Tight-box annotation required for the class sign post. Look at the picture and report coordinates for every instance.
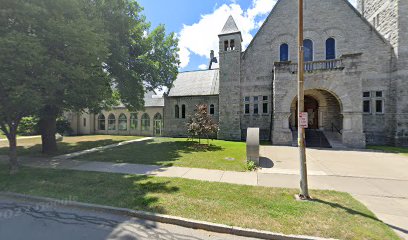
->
[298,0,310,200]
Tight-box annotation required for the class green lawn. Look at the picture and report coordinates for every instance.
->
[0,166,398,240]
[0,135,142,157]
[77,138,247,171]
[368,145,408,157]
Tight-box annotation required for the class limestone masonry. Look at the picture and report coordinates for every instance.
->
[69,0,408,148]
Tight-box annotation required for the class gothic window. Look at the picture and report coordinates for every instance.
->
[175,105,180,118]
[141,113,150,131]
[280,43,289,61]
[83,118,86,127]
[130,113,138,130]
[326,38,336,60]
[182,104,186,118]
[118,113,127,131]
[98,114,105,130]
[210,104,215,115]
[303,39,313,62]
[108,114,116,130]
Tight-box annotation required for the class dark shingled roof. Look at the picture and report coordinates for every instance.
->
[220,15,240,35]
[168,69,219,97]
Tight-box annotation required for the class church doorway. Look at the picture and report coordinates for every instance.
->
[293,96,319,129]
[290,89,342,131]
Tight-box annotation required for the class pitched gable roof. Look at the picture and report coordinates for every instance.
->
[168,69,219,97]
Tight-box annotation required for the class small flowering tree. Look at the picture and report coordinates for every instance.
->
[186,104,218,145]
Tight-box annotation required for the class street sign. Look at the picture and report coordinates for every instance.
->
[299,112,308,129]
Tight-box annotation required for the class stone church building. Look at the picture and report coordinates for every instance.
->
[68,0,408,148]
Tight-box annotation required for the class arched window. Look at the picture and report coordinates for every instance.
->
[108,114,116,130]
[280,43,289,62]
[130,113,138,130]
[141,113,150,131]
[230,39,235,50]
[326,38,336,60]
[303,39,313,62]
[118,113,127,131]
[175,105,180,118]
[98,114,105,130]
[181,105,186,119]
[210,104,215,115]
[154,113,162,120]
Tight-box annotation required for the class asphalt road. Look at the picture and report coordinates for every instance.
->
[0,197,259,240]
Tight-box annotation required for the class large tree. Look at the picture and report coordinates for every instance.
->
[38,0,180,153]
[0,0,45,172]
[34,0,112,153]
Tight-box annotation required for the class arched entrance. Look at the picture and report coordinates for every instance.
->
[289,89,343,148]
[290,89,343,131]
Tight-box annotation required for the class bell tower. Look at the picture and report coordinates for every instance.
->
[218,16,242,140]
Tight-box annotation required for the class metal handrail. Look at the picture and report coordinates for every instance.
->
[331,123,342,135]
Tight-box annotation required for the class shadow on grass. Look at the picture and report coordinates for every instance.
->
[314,198,408,234]
[0,166,179,215]
[0,139,136,157]
[89,139,225,167]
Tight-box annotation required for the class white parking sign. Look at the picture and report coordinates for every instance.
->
[299,112,308,128]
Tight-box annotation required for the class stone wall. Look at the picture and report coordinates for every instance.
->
[239,0,395,147]
[163,95,219,137]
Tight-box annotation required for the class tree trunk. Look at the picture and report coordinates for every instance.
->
[8,127,19,174]
[39,107,58,154]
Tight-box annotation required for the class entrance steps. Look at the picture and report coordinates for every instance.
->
[291,129,332,148]
[323,131,348,149]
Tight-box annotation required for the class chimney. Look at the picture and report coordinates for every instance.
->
[208,50,218,70]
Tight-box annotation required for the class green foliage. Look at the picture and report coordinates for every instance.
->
[99,1,180,111]
[17,117,39,136]
[186,105,219,144]
[246,160,257,171]
[0,0,45,163]
[56,118,73,136]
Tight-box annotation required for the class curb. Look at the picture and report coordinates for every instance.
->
[0,192,335,240]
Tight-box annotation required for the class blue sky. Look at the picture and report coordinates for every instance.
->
[138,0,357,72]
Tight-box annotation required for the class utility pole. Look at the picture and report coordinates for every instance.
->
[298,0,310,199]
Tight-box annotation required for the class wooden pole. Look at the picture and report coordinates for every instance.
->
[298,0,310,199]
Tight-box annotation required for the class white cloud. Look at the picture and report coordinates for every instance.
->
[198,64,208,70]
[178,0,277,68]
[178,0,357,69]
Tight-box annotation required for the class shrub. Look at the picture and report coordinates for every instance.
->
[17,117,39,136]
[56,117,73,136]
